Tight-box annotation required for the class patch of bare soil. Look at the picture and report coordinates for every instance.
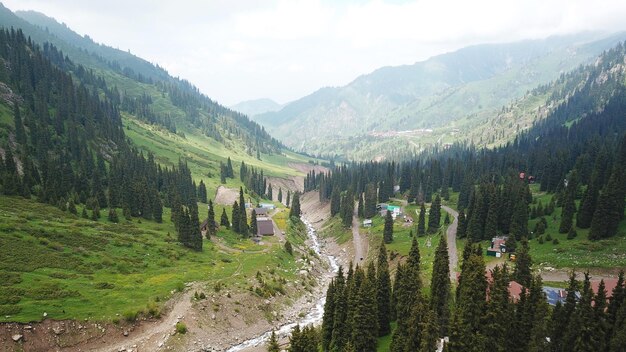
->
[299,191,330,230]
[287,163,328,175]
[538,267,623,282]
[266,177,302,200]
[214,186,239,205]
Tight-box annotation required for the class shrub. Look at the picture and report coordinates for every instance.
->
[175,322,187,334]
[545,233,553,241]
[553,238,560,245]
[537,236,544,244]
[95,282,115,289]
[123,310,138,322]
[567,228,578,240]
[146,301,161,318]
[175,282,185,292]
[284,240,293,255]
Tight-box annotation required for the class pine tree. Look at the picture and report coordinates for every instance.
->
[232,201,240,233]
[358,192,364,218]
[331,187,341,217]
[322,272,339,351]
[483,265,511,352]
[207,200,216,238]
[430,235,451,335]
[513,237,532,287]
[577,178,598,229]
[330,267,349,351]
[220,208,230,228]
[227,157,234,178]
[286,190,291,207]
[509,200,529,240]
[81,207,89,219]
[457,209,467,238]
[417,203,426,236]
[91,204,100,221]
[290,192,301,219]
[351,264,378,352]
[376,242,392,336]
[284,240,293,255]
[390,238,422,351]
[250,209,258,236]
[590,170,624,240]
[238,187,248,236]
[364,183,377,218]
[383,210,394,243]
[108,207,119,223]
[197,180,207,203]
[278,188,283,203]
[454,251,487,351]
[428,195,441,233]
[559,171,578,233]
[267,330,280,352]
[67,199,77,215]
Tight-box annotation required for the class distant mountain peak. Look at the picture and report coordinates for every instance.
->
[230,98,283,117]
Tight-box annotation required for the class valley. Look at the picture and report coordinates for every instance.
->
[0,2,626,352]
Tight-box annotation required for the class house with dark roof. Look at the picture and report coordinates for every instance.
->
[257,217,274,236]
[487,236,508,258]
[254,208,268,217]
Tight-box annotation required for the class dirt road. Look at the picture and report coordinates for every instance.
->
[441,205,459,282]
[352,204,368,264]
[92,283,200,352]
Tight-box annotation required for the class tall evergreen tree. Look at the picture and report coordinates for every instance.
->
[250,209,258,236]
[559,171,578,233]
[417,203,426,236]
[513,237,532,287]
[383,210,394,243]
[207,200,216,238]
[197,180,208,203]
[290,192,301,219]
[428,195,442,233]
[457,209,467,239]
[267,330,280,352]
[220,208,230,228]
[376,242,392,336]
[351,265,379,352]
[232,200,240,233]
[430,235,451,335]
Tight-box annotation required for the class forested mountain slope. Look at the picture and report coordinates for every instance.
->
[0,4,281,155]
[255,32,626,159]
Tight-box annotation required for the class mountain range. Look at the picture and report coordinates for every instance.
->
[253,32,626,159]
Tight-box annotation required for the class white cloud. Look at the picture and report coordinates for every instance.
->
[3,0,626,105]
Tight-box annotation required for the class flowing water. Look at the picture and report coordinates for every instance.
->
[226,220,339,352]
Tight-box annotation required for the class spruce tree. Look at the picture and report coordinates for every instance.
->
[358,192,364,218]
[250,209,258,237]
[428,195,441,233]
[232,201,240,233]
[278,188,283,203]
[430,235,451,335]
[322,279,336,351]
[108,207,119,223]
[383,210,394,243]
[331,187,341,217]
[457,209,467,238]
[376,242,392,336]
[513,237,532,287]
[351,264,378,352]
[417,203,426,236]
[207,200,216,238]
[577,178,598,229]
[330,268,349,351]
[220,208,230,228]
[483,265,511,352]
[290,192,301,219]
[364,183,377,218]
[197,180,207,203]
[286,190,291,207]
[267,330,280,352]
[559,171,578,233]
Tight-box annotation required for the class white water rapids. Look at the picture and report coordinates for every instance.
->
[226,219,339,352]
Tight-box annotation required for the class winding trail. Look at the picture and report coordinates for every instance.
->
[352,204,368,263]
[441,205,459,282]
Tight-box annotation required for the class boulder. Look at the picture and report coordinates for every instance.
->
[12,334,23,342]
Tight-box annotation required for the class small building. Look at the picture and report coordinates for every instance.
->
[376,203,388,210]
[254,208,268,217]
[257,217,274,236]
[363,219,373,227]
[486,236,508,257]
[259,203,275,210]
[543,287,569,306]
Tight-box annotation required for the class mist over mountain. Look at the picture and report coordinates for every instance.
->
[231,98,283,117]
[256,32,626,158]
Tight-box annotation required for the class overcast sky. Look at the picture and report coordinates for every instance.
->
[4,0,626,106]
